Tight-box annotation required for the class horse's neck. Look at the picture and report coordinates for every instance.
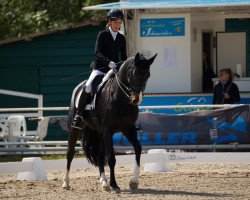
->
[117,61,130,84]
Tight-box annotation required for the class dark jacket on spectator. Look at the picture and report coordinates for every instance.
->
[213,81,240,104]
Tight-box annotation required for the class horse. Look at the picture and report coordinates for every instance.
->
[62,52,157,192]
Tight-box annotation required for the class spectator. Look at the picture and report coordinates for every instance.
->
[202,51,216,92]
[213,68,240,104]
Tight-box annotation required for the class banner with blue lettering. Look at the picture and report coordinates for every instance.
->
[113,105,250,146]
[49,105,250,146]
[140,18,185,37]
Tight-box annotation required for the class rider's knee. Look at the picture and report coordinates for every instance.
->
[85,83,92,93]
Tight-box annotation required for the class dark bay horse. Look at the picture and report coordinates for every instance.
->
[62,52,157,192]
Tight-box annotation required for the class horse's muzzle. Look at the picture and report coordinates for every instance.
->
[131,92,143,106]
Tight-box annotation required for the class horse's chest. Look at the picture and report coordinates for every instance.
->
[116,108,138,125]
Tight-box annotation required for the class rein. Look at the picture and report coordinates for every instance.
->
[113,69,133,100]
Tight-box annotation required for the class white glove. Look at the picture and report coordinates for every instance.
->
[108,61,117,69]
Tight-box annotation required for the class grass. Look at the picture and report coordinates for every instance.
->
[0,153,84,163]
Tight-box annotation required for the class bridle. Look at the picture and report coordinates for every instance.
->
[113,62,150,102]
[113,69,133,100]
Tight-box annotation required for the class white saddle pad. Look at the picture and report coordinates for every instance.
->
[75,89,96,110]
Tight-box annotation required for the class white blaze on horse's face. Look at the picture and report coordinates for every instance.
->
[131,91,143,106]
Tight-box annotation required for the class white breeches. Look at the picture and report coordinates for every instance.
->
[85,69,106,93]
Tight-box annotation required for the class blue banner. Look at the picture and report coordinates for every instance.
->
[113,105,250,146]
[140,18,185,37]
[50,105,250,146]
[141,95,213,114]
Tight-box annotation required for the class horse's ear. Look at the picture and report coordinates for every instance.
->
[135,52,140,62]
[148,53,157,65]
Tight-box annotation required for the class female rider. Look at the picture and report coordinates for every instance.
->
[71,9,127,129]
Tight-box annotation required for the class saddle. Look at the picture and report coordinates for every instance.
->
[76,70,115,110]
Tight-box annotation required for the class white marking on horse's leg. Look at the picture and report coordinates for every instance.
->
[99,172,107,182]
[129,163,140,190]
[62,170,70,189]
[99,172,110,191]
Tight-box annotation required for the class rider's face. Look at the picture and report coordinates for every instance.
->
[108,19,123,32]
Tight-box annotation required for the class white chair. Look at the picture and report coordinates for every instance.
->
[0,120,8,142]
[4,115,44,142]
[25,117,49,141]
[4,115,27,142]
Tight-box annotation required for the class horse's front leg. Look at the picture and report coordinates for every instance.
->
[124,126,142,190]
[62,128,80,189]
[103,131,120,193]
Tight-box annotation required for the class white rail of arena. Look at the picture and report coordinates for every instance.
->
[0,104,244,113]
[1,143,250,153]
[0,89,43,118]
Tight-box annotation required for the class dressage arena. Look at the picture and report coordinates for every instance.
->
[1,162,250,200]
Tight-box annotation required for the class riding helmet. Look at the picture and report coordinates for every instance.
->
[107,9,124,22]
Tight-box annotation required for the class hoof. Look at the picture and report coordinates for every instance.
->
[62,183,70,190]
[129,180,139,190]
[101,181,110,192]
[112,187,121,194]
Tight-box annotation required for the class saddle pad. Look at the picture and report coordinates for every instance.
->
[75,89,95,110]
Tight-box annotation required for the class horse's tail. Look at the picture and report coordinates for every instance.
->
[82,126,107,166]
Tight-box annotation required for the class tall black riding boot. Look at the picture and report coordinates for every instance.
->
[71,90,91,129]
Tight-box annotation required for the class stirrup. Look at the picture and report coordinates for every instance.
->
[71,115,83,129]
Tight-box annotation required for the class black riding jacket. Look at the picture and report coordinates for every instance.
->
[213,81,240,104]
[91,27,127,73]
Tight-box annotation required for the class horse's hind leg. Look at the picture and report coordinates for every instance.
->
[124,126,142,190]
[98,138,110,191]
[62,129,81,189]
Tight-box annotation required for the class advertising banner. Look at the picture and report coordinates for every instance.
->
[113,105,250,146]
[140,18,185,37]
[49,105,250,146]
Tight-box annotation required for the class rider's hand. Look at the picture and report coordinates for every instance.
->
[108,61,117,69]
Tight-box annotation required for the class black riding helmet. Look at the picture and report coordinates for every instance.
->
[107,9,124,22]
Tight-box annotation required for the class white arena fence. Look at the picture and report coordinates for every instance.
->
[0,104,249,154]
[0,142,250,154]
[0,151,250,181]
[0,89,43,118]
[0,104,243,113]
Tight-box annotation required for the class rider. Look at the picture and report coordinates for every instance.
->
[71,9,127,129]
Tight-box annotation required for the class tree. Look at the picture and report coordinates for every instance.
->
[0,0,116,41]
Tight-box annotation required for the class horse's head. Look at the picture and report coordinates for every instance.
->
[127,52,157,105]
